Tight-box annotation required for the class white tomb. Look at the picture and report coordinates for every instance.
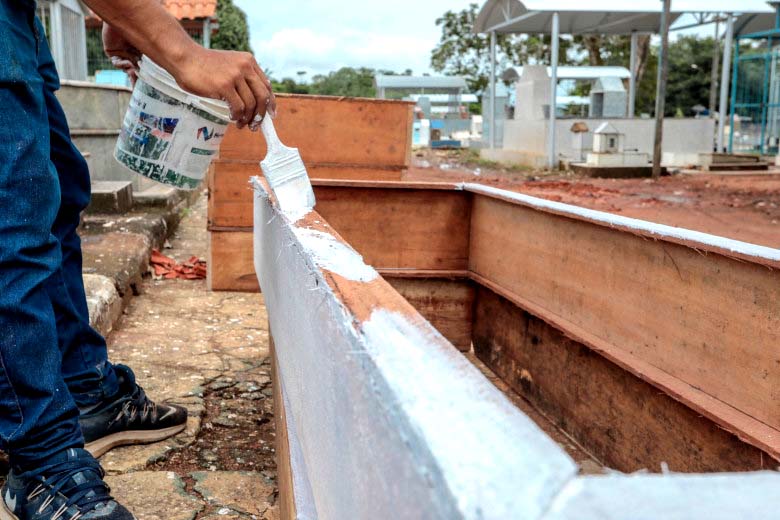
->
[587,122,649,167]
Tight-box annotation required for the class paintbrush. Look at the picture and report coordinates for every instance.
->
[259,116,316,211]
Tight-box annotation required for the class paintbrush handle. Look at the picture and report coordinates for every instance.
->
[261,117,284,155]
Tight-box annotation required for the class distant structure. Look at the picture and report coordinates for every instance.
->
[374,75,468,101]
[589,77,627,118]
[376,75,475,146]
[37,0,90,81]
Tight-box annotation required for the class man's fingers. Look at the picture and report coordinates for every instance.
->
[235,77,257,125]
[246,73,270,122]
[224,88,246,128]
[253,62,276,116]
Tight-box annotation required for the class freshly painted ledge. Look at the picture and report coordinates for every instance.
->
[252,178,780,519]
[462,183,780,267]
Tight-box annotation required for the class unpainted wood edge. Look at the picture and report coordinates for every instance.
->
[469,271,780,463]
[212,159,410,171]
[271,333,298,520]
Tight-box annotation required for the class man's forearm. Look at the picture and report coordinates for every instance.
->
[83,0,199,78]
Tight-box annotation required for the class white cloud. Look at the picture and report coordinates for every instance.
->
[234,0,475,79]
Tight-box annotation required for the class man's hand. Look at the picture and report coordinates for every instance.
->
[83,0,275,129]
[102,24,141,85]
[169,47,276,129]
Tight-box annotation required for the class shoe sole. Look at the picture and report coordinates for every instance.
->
[0,500,17,520]
[85,423,187,458]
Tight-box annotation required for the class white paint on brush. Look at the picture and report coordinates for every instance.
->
[292,227,378,282]
[464,183,780,263]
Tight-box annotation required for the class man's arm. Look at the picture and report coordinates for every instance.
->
[86,0,274,127]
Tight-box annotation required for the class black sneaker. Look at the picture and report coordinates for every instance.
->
[79,365,187,458]
[1,448,134,520]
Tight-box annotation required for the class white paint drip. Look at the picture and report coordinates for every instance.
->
[293,227,378,282]
[464,183,780,263]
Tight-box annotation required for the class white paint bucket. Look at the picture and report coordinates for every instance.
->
[115,57,231,190]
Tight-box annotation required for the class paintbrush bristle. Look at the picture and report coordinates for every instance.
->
[261,148,316,210]
[259,117,316,212]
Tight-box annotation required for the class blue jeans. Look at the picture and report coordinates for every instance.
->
[0,1,119,469]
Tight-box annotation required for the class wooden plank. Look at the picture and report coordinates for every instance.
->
[271,333,297,520]
[207,161,454,229]
[472,285,773,473]
[209,186,470,286]
[468,193,780,433]
[218,94,414,166]
[313,186,470,271]
[207,231,259,292]
[387,278,475,351]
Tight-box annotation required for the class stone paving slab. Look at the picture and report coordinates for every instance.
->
[105,472,203,520]
[192,471,276,517]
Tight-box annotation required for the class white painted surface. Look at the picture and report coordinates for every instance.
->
[543,473,780,519]
[253,178,578,520]
[291,228,378,283]
[464,183,780,263]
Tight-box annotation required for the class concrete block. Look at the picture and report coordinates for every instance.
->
[83,273,122,337]
[87,181,134,214]
[134,185,185,210]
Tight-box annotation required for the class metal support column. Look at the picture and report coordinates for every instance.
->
[652,0,671,179]
[717,14,734,153]
[709,19,720,117]
[489,31,497,149]
[547,12,560,169]
[203,18,212,49]
[629,31,638,118]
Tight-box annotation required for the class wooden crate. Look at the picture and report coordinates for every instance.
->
[218,93,414,171]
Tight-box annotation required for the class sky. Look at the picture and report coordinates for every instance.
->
[232,0,769,81]
[233,0,475,81]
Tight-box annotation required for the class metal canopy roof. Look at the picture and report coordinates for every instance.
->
[475,0,776,35]
[374,75,468,90]
[503,66,631,82]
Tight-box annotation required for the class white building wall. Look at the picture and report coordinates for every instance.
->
[485,118,715,168]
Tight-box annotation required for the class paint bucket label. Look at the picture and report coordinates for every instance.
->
[115,62,230,190]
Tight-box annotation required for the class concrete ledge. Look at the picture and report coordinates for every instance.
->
[570,163,657,178]
[87,181,134,214]
[80,194,200,338]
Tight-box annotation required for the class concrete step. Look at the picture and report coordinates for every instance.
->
[80,192,201,341]
[87,180,134,214]
[134,185,186,210]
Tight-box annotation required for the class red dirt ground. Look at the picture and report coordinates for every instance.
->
[405,151,780,249]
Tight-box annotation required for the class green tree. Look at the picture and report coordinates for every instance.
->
[272,77,311,94]
[431,3,575,94]
[665,36,716,116]
[308,67,377,98]
[211,0,252,53]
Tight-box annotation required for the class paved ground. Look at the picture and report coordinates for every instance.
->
[99,196,277,520]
